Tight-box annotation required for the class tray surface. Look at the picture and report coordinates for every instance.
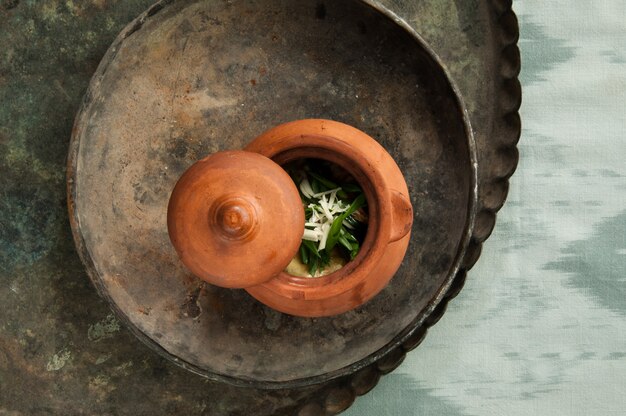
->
[69,0,475,386]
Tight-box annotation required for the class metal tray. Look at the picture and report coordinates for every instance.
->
[0,0,520,414]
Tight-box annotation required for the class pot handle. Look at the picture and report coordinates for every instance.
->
[389,190,413,242]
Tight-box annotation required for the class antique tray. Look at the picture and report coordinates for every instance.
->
[0,0,520,414]
[69,0,478,386]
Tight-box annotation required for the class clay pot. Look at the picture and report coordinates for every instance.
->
[167,119,412,317]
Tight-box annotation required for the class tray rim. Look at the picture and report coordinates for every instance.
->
[66,0,520,402]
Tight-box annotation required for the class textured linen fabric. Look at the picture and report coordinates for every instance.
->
[345,1,626,414]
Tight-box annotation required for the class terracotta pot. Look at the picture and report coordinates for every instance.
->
[167,119,412,317]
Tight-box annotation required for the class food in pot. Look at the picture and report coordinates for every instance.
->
[284,160,368,277]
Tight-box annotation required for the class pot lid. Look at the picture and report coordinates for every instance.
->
[167,150,304,288]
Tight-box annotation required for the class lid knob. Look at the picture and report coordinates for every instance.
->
[210,196,258,240]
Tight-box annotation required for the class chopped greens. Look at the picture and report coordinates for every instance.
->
[286,161,368,277]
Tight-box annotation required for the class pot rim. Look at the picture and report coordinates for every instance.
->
[246,129,395,300]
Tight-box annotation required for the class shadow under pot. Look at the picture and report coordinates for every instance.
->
[167,119,413,317]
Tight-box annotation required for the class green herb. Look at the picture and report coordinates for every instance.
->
[325,193,366,251]
[309,171,338,189]
[291,166,368,277]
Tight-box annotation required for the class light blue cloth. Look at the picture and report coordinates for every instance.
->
[346,1,626,414]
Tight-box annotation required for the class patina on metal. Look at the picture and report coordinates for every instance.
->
[0,0,520,414]
[69,0,477,387]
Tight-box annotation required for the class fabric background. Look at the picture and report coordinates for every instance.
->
[346,1,626,414]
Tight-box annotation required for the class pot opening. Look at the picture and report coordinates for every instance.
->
[279,158,371,279]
